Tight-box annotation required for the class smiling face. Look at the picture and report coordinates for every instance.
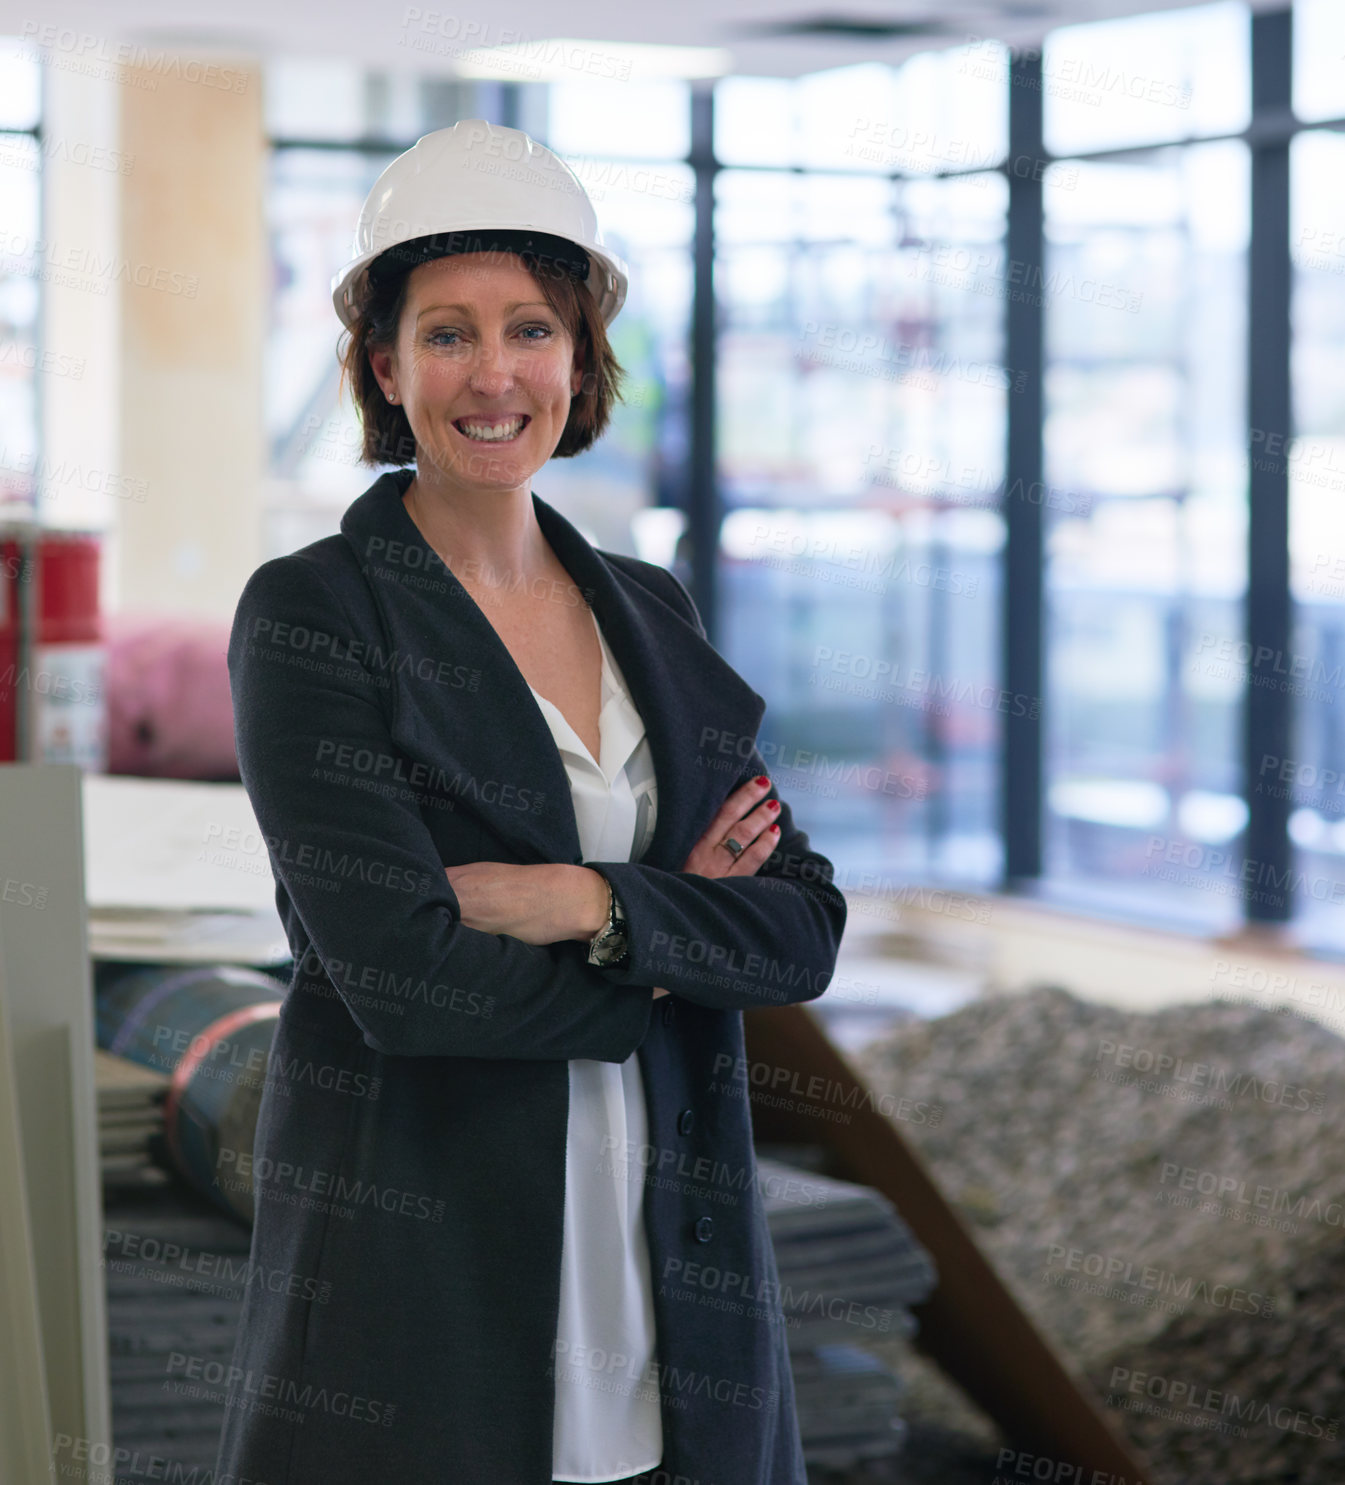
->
[367,251,584,495]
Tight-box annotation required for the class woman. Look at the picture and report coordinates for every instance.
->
[213,119,847,1485]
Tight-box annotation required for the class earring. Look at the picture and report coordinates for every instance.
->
[387,391,398,403]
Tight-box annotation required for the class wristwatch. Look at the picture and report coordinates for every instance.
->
[587,876,630,967]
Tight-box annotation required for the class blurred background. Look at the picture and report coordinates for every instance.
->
[3,0,1344,954]
[3,4,1345,1484]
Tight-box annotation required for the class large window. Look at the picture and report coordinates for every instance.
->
[1033,3,1253,923]
[267,145,394,528]
[1043,143,1249,923]
[0,40,42,514]
[1040,1,1249,156]
[1289,128,1345,949]
[713,53,1008,883]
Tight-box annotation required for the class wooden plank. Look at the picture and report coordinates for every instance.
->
[744,1002,1151,1481]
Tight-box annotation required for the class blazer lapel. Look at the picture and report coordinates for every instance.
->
[339,470,766,873]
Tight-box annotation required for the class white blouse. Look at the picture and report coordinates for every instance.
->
[527,604,662,1483]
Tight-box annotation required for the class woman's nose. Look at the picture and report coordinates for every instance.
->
[467,336,515,390]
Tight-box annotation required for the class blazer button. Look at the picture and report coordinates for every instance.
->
[662,999,676,1026]
[694,1216,714,1243]
[677,1108,694,1136]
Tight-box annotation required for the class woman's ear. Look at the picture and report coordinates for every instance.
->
[369,345,398,403]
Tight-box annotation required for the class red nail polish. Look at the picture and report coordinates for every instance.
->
[767,800,781,811]
[770,823,780,833]
[755,775,769,786]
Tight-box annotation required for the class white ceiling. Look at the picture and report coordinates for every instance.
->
[4,0,1288,80]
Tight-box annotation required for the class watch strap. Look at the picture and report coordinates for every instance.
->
[587,876,630,967]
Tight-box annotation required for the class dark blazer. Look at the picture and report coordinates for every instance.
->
[212,467,847,1485]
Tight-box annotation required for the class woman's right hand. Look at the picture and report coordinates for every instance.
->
[650,775,780,1001]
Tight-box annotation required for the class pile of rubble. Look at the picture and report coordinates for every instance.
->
[852,984,1345,1484]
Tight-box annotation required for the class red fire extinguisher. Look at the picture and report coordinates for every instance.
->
[0,521,106,769]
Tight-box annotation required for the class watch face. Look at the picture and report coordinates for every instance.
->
[589,930,628,966]
[600,930,627,954]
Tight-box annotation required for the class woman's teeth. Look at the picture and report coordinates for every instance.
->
[455,416,527,442]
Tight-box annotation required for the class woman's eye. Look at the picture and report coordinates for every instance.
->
[426,325,551,345]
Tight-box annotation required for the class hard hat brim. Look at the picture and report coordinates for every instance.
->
[331,232,628,331]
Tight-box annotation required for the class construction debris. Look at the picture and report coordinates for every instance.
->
[853,984,1345,1484]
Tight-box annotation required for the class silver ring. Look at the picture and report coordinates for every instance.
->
[721,836,745,859]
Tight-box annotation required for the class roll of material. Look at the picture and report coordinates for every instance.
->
[94,962,286,1223]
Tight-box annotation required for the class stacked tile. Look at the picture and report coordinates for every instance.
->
[102,1170,256,1476]
[94,1048,170,1177]
[756,1155,937,1471]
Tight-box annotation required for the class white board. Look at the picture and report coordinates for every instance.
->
[80,773,289,964]
[0,932,56,1482]
[81,772,283,911]
[0,762,110,1476]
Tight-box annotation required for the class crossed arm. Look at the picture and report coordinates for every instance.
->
[229,554,846,1063]
[443,772,786,999]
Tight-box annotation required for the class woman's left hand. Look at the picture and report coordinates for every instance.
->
[444,862,607,946]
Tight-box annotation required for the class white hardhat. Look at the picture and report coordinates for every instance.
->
[331,118,629,330]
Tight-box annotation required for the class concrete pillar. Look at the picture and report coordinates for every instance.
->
[116,51,265,616]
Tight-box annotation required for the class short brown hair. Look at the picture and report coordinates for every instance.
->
[336,245,627,467]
